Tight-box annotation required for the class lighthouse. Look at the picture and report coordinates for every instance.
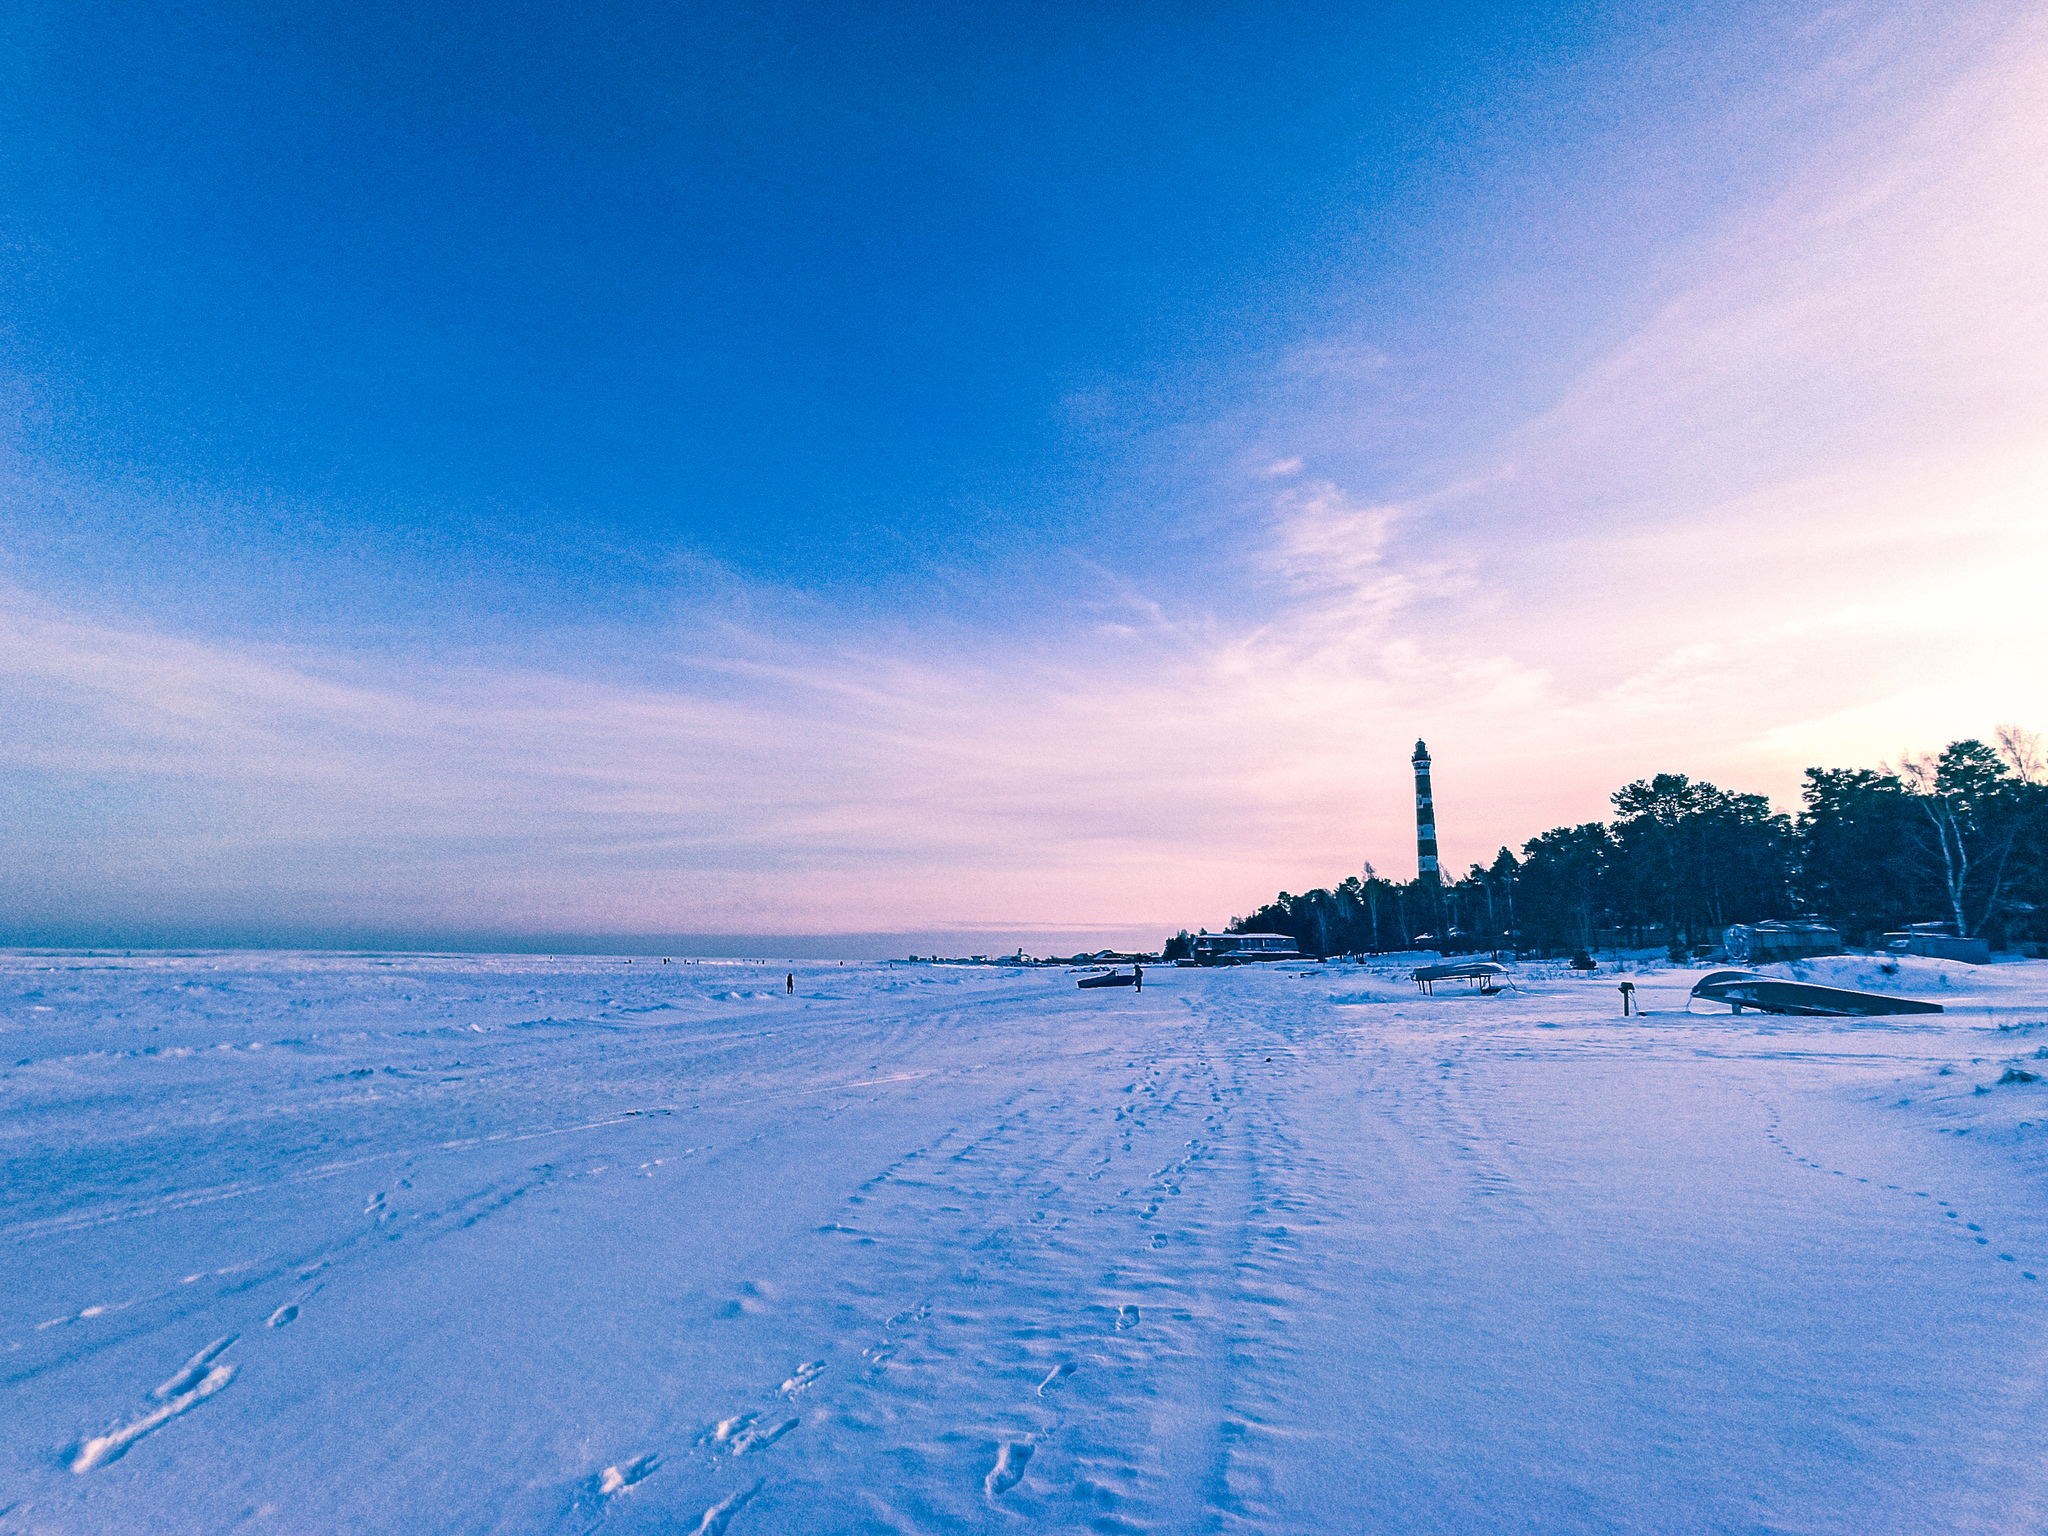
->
[1413,739,1440,884]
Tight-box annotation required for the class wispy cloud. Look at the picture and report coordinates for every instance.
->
[7,5,2044,937]
[1244,4,2048,822]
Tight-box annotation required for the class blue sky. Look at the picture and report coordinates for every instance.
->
[4,1,2044,945]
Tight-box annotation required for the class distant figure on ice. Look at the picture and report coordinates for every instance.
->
[787,973,794,993]
[1133,963,1143,992]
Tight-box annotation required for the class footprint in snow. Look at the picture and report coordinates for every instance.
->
[73,1336,239,1473]
[693,1480,762,1535]
[596,1452,659,1496]
[985,1441,1034,1498]
[780,1360,825,1395]
[708,1413,752,1445]
[151,1334,238,1401]
[1038,1362,1076,1396]
[1115,1306,1139,1331]
[710,1414,799,1455]
[730,1419,798,1454]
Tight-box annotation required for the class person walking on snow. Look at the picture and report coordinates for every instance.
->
[786,973,794,993]
[1133,963,1143,992]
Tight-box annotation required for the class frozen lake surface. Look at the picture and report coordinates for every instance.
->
[5,950,2048,1533]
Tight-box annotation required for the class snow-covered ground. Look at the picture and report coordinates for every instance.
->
[6,950,2048,1534]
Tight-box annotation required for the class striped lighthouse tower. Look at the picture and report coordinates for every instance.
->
[1413,739,1440,884]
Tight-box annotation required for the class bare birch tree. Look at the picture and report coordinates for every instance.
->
[1996,723,2043,784]
[1892,740,2021,938]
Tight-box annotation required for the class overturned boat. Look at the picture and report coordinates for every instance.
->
[1688,969,1942,1017]
[1077,971,1137,989]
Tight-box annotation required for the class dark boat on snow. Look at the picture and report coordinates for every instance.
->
[1688,969,1942,1017]
[1077,971,1137,989]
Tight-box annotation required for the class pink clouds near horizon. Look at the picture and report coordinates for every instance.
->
[3,3,2043,941]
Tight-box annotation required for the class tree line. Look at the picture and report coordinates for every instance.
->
[1164,729,2048,960]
